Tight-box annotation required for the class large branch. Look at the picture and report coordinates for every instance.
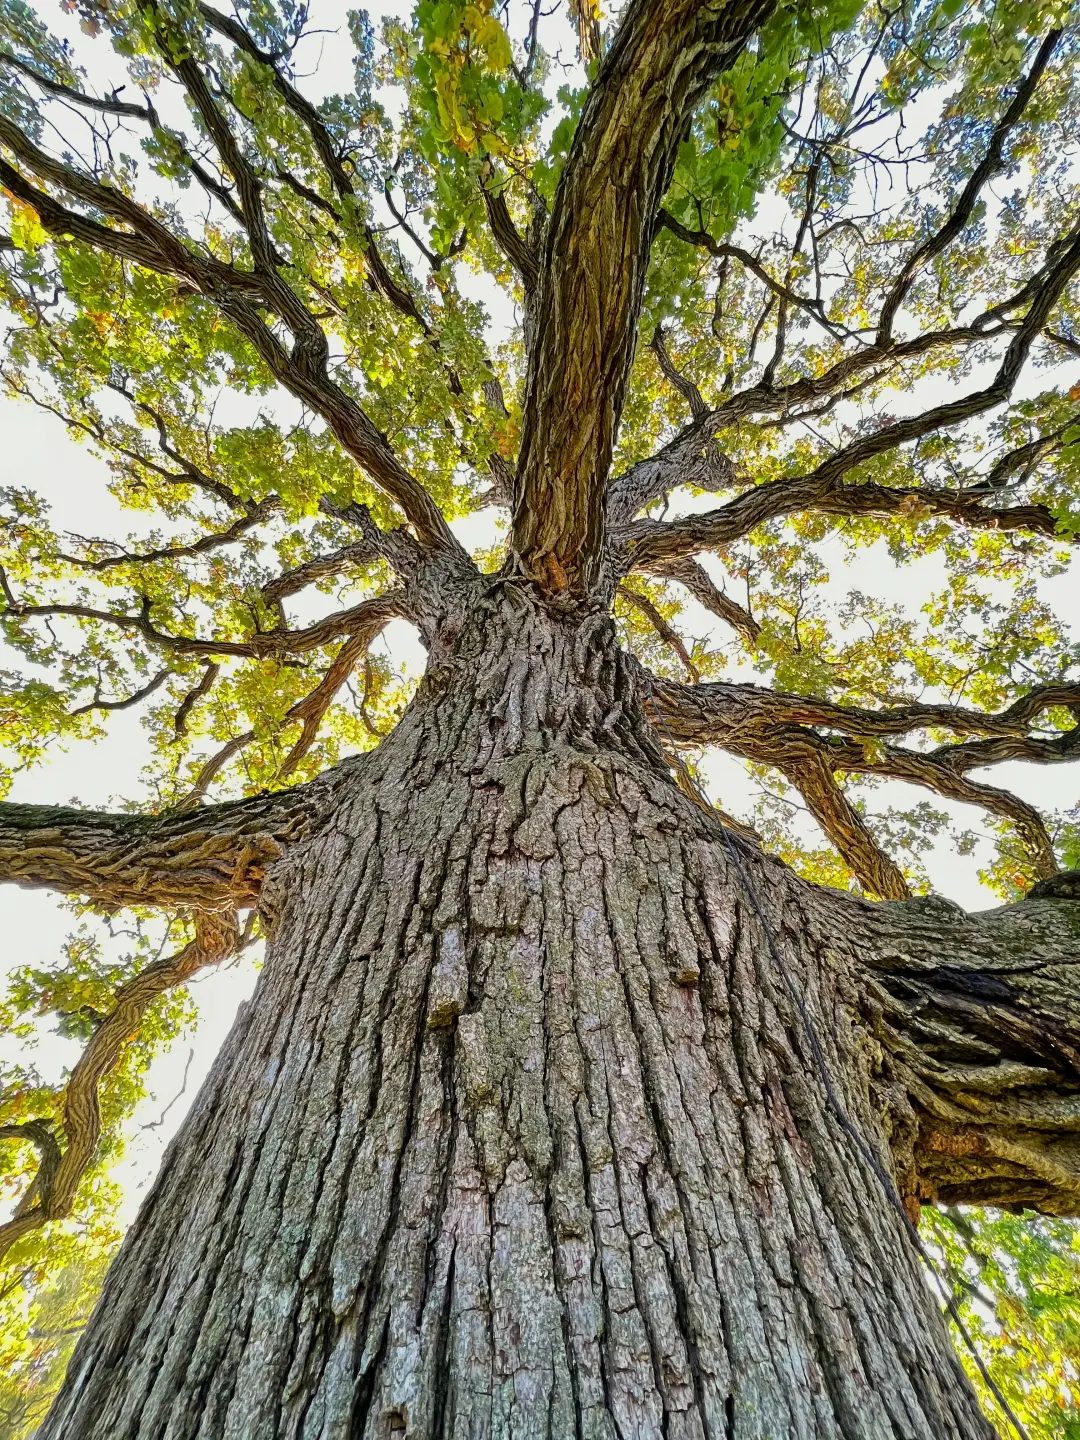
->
[777,751,910,900]
[0,790,314,910]
[0,911,240,1264]
[607,415,738,526]
[511,0,774,597]
[650,676,1079,878]
[6,588,405,662]
[608,204,1080,536]
[858,882,1080,1215]
[0,120,461,559]
[652,676,1080,743]
[618,201,1080,566]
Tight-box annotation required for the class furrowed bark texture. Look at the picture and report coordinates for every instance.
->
[40,590,1013,1440]
[864,891,1080,1216]
[512,0,773,596]
[0,790,314,911]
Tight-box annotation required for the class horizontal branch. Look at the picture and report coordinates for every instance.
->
[649,676,1079,878]
[0,790,313,909]
[57,499,279,572]
[858,885,1080,1214]
[5,590,405,661]
[652,676,1080,743]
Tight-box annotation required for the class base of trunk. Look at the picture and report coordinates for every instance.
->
[43,594,993,1439]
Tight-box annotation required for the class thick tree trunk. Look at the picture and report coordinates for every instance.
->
[42,588,996,1440]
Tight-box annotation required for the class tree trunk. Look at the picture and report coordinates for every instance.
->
[42,588,995,1440]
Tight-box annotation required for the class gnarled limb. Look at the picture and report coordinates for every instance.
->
[0,790,315,910]
[607,415,737,526]
[651,675,1080,744]
[608,204,1080,556]
[0,113,460,558]
[777,751,910,900]
[512,0,774,596]
[621,455,1076,573]
[857,885,1080,1215]
[649,324,707,419]
[639,554,760,645]
[648,675,1078,881]
[0,911,242,1265]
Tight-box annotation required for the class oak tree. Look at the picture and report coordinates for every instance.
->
[2,0,1080,1433]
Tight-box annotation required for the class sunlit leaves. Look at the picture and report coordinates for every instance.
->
[926,1207,1080,1437]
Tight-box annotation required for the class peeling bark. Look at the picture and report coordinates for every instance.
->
[42,592,1056,1440]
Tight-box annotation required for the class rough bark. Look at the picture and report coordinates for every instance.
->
[863,890,1080,1216]
[511,0,774,596]
[41,592,1079,1440]
[0,788,318,911]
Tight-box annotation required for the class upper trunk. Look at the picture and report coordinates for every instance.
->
[43,586,995,1439]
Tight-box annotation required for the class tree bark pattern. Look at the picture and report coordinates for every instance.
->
[0,791,315,911]
[42,594,1002,1440]
[512,0,773,595]
[864,894,1080,1216]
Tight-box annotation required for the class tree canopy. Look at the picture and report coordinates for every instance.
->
[1,0,1079,1429]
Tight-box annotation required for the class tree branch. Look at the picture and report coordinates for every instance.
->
[479,167,539,289]
[617,584,699,681]
[650,324,707,419]
[512,0,774,596]
[857,886,1080,1214]
[607,415,738,525]
[70,666,172,718]
[648,676,1078,877]
[778,751,910,899]
[655,207,853,343]
[5,590,405,662]
[0,911,242,1264]
[876,30,1063,346]
[0,791,311,909]
[0,113,462,558]
[619,229,1080,571]
[639,555,760,646]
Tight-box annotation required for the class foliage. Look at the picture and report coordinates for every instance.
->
[926,1208,1080,1438]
